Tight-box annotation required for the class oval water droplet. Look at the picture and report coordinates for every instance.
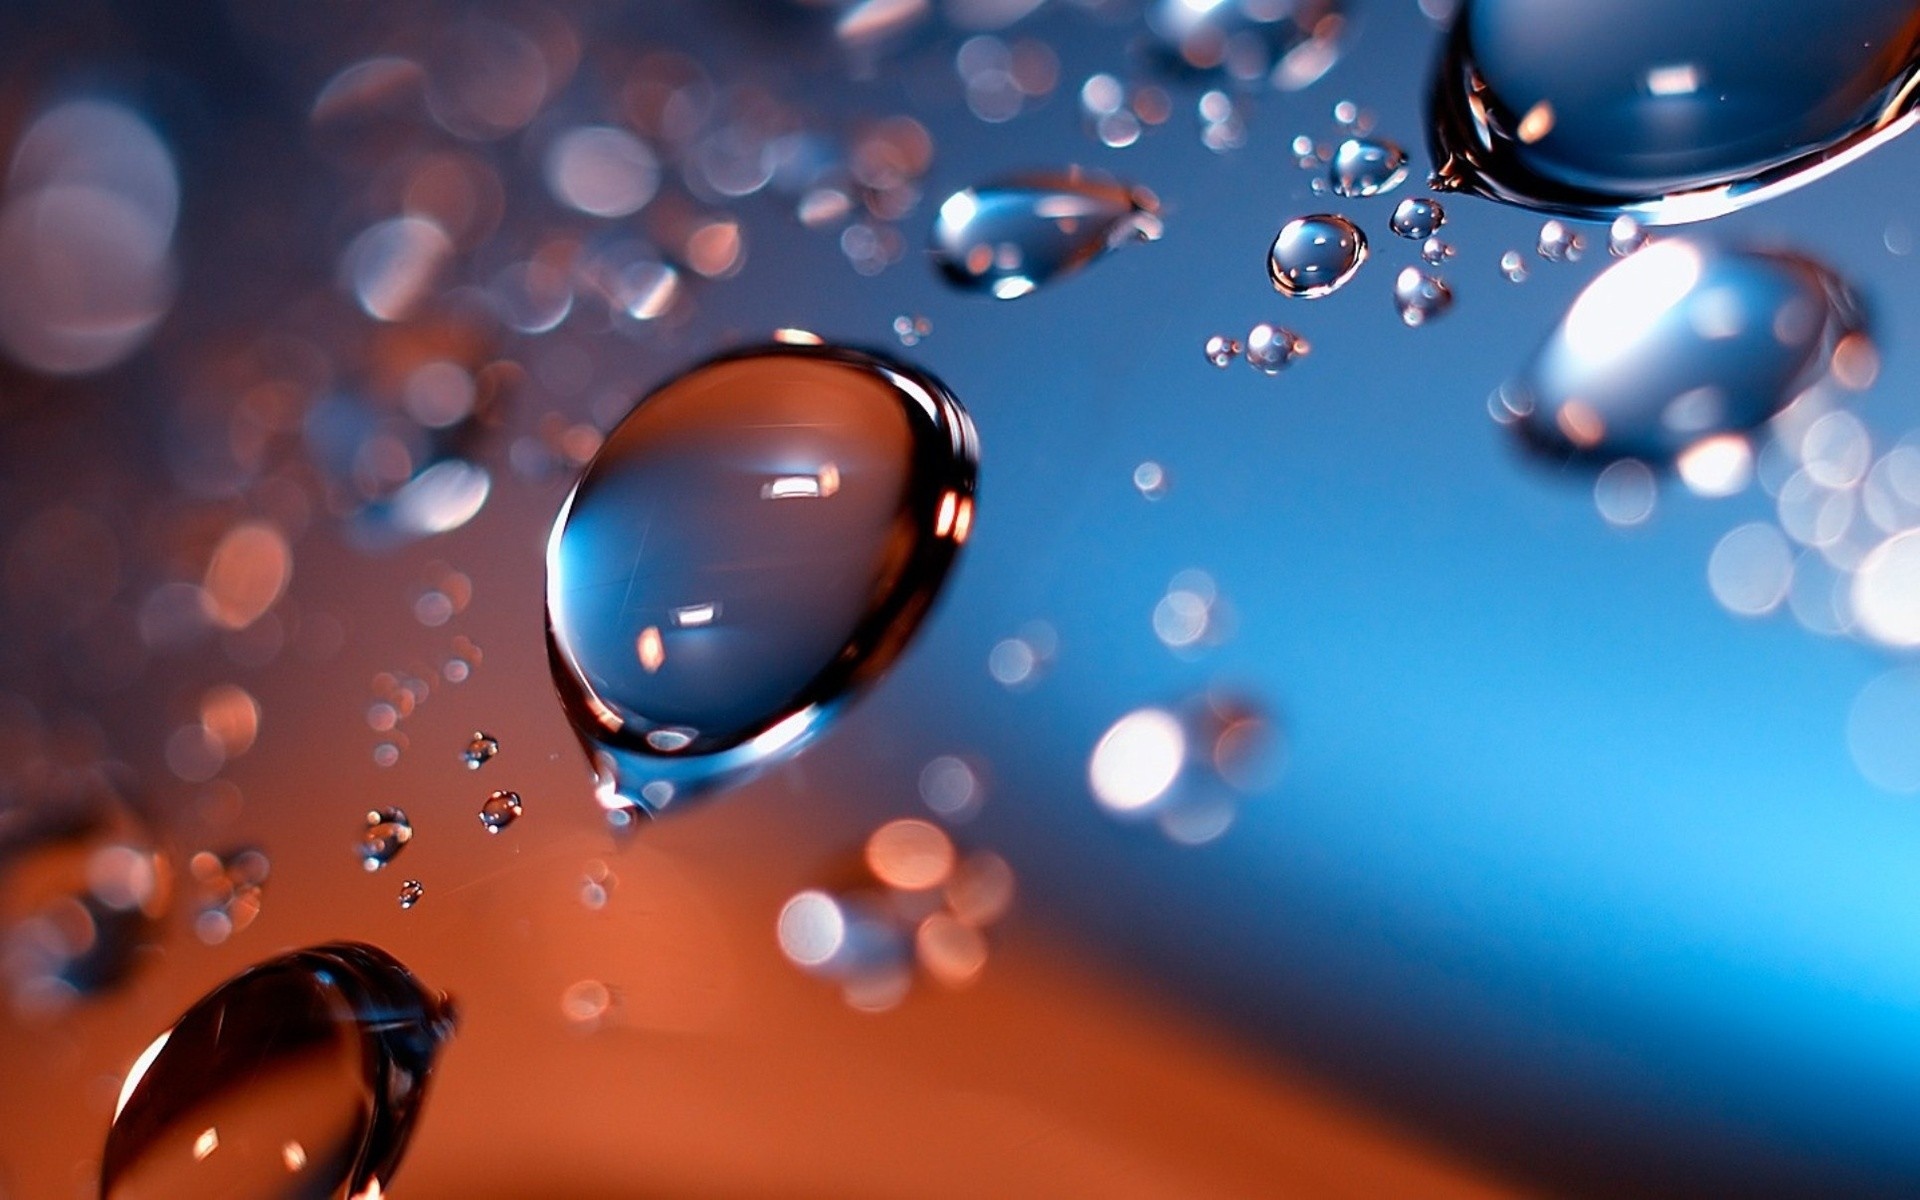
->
[101,943,454,1200]
[461,730,499,769]
[1393,268,1454,326]
[1500,250,1529,282]
[1428,0,1920,222]
[1245,324,1308,374]
[930,172,1162,299]
[1421,236,1454,265]
[1268,214,1367,298]
[1204,334,1241,368]
[478,790,523,833]
[357,807,412,871]
[1390,196,1446,239]
[1329,137,1408,197]
[547,343,978,817]
[1507,239,1868,464]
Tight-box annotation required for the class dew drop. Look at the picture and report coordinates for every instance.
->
[1505,239,1867,465]
[1428,0,1920,222]
[1245,324,1308,374]
[1204,335,1242,368]
[1329,137,1408,198]
[1609,215,1649,258]
[397,879,425,909]
[930,172,1162,299]
[1392,268,1453,327]
[462,730,499,769]
[357,807,412,871]
[101,943,454,1200]
[1536,219,1586,262]
[1500,249,1529,282]
[478,790,523,834]
[547,343,978,817]
[1268,214,1367,298]
[1390,196,1446,240]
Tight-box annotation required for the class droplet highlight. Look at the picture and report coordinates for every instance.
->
[930,172,1162,299]
[1268,214,1367,298]
[1390,196,1446,240]
[478,790,523,833]
[1329,137,1408,198]
[357,807,412,871]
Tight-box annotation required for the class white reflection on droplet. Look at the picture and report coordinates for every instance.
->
[1707,522,1792,616]
[1088,708,1185,814]
[389,461,491,536]
[1675,435,1752,498]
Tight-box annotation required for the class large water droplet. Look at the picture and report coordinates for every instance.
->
[1428,0,1920,222]
[1507,239,1868,464]
[1268,214,1367,298]
[1329,137,1408,197]
[547,343,978,817]
[101,943,454,1200]
[930,172,1162,299]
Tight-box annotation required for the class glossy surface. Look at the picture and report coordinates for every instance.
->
[100,943,455,1200]
[1429,0,1920,222]
[1268,214,1367,297]
[1330,137,1408,198]
[1505,239,1867,463]
[546,343,978,815]
[929,173,1162,299]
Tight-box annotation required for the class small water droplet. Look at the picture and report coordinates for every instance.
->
[1500,250,1529,282]
[1609,215,1648,257]
[1421,236,1454,266]
[462,731,498,769]
[1392,268,1453,326]
[397,879,425,909]
[1329,137,1408,198]
[1390,196,1446,239]
[1204,334,1242,368]
[1506,239,1868,464]
[547,343,978,817]
[101,943,454,1200]
[1245,324,1308,374]
[357,808,412,871]
[1268,214,1367,298]
[930,172,1162,299]
[1536,219,1586,262]
[478,790,523,834]
[1428,0,1920,222]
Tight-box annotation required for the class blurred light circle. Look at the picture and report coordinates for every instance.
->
[544,125,659,218]
[1089,708,1186,814]
[0,186,174,374]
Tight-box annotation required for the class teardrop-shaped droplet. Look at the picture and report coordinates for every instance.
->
[1,775,169,1015]
[1393,268,1454,326]
[1329,137,1408,197]
[1390,196,1446,240]
[1506,239,1869,464]
[478,790,522,833]
[101,942,455,1200]
[547,343,978,817]
[930,173,1162,300]
[1268,214,1367,298]
[1146,0,1345,78]
[1428,0,1920,223]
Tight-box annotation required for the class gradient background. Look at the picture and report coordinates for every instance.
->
[3,1,1920,1196]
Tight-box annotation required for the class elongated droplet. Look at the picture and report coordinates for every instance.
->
[1204,335,1241,368]
[101,943,455,1200]
[1329,137,1407,198]
[930,172,1162,299]
[1429,0,1920,222]
[1268,214,1366,297]
[547,343,978,818]
[1506,239,1868,464]
[1088,692,1283,845]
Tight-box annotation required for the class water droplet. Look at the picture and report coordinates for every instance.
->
[892,314,932,346]
[397,879,425,909]
[1389,196,1446,239]
[1329,137,1408,198]
[1421,236,1455,266]
[478,790,523,834]
[1505,239,1867,465]
[101,943,454,1200]
[1392,267,1453,326]
[1500,250,1529,282]
[1428,0,1920,222]
[357,808,412,871]
[1245,324,1308,374]
[1204,334,1242,368]
[547,343,978,817]
[1088,693,1283,844]
[930,173,1162,299]
[462,731,499,769]
[1268,214,1367,298]
[0,778,169,1015]
[1609,215,1648,257]
[1536,219,1586,262]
